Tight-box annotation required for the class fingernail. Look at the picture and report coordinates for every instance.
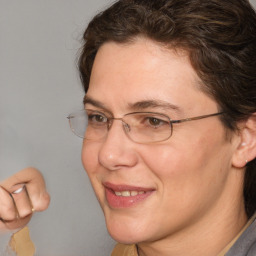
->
[13,185,25,194]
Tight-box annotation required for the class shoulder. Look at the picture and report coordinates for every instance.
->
[111,243,138,256]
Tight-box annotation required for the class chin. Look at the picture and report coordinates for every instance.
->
[105,215,150,244]
[108,229,141,245]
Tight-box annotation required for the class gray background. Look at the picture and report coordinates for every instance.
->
[0,0,255,255]
[0,1,114,255]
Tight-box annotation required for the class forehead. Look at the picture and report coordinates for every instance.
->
[87,38,217,114]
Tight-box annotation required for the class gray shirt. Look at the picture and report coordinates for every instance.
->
[226,214,256,256]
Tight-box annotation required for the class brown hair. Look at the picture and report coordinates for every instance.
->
[79,0,256,217]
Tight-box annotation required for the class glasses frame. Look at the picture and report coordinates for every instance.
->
[67,109,224,143]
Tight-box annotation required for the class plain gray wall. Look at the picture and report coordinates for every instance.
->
[1,0,256,255]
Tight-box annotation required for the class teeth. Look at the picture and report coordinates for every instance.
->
[121,191,130,197]
[114,191,145,197]
[131,191,138,196]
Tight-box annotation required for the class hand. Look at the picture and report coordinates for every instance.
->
[0,167,50,233]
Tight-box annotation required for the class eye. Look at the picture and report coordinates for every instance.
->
[148,117,162,127]
[146,116,168,128]
[86,110,108,125]
[92,114,107,123]
[133,113,169,129]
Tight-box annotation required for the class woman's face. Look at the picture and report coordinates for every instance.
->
[82,38,238,244]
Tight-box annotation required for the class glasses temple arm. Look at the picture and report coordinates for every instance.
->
[171,112,224,124]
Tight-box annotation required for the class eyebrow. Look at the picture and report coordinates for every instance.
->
[128,99,181,113]
[84,95,182,113]
[83,95,107,109]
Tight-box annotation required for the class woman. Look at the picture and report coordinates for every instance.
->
[68,0,256,255]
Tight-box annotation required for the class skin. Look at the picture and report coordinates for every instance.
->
[0,167,50,232]
[82,37,249,256]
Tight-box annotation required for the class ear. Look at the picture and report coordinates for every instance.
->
[232,114,256,168]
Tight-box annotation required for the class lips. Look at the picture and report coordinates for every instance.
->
[103,182,155,208]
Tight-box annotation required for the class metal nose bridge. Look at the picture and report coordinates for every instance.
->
[107,117,131,132]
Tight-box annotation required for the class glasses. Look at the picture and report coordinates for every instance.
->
[67,109,224,144]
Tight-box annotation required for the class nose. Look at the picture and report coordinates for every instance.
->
[98,120,138,171]
[108,117,130,132]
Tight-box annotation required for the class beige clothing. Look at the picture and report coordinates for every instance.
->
[111,243,138,256]
[8,226,35,256]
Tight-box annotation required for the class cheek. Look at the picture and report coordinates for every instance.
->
[82,141,106,204]
[81,141,99,178]
[139,144,195,208]
[141,133,229,198]
[141,142,201,181]
[139,142,226,230]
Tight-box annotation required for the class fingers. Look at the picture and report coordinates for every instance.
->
[26,185,50,212]
[0,184,34,220]
[1,167,50,212]
[0,184,32,233]
[22,168,50,212]
[0,184,34,231]
[0,186,16,221]
[0,167,50,232]
[11,185,34,218]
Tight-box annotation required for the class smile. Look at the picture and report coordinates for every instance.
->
[103,182,155,208]
[114,191,146,197]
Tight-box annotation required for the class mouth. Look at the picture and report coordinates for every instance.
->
[103,182,155,208]
[114,190,146,197]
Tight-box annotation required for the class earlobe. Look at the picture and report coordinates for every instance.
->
[232,114,256,168]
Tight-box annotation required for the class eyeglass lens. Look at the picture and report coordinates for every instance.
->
[68,110,173,143]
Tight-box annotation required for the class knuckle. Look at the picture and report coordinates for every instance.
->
[1,207,17,221]
[32,192,51,212]
[18,208,32,218]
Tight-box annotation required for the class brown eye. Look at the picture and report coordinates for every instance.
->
[144,116,169,129]
[94,115,107,122]
[86,111,108,125]
[148,117,162,127]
